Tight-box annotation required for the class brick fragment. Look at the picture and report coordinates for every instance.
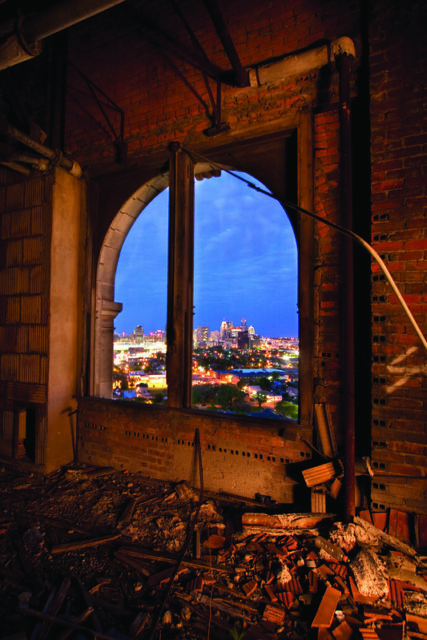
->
[262,603,286,625]
[276,590,293,608]
[308,570,318,593]
[242,579,257,596]
[359,629,380,639]
[264,584,277,602]
[387,509,411,545]
[332,620,354,639]
[311,586,341,628]
[187,575,204,593]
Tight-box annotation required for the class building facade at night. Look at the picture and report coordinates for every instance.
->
[0,0,425,518]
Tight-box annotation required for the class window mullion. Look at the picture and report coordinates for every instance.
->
[166,143,195,408]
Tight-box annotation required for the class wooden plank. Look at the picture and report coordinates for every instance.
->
[242,512,334,529]
[314,403,337,458]
[36,577,70,640]
[406,614,427,635]
[311,586,341,628]
[116,546,234,574]
[167,144,194,408]
[198,594,253,622]
[51,534,120,554]
[23,609,119,640]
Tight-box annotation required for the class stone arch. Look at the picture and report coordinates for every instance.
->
[93,161,218,398]
[93,171,169,397]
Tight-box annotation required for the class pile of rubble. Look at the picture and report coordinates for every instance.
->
[0,463,426,640]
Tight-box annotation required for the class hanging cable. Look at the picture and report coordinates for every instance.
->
[183,146,427,354]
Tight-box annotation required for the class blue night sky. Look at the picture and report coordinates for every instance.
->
[115,171,298,338]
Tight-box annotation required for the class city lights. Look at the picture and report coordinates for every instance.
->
[113,318,298,419]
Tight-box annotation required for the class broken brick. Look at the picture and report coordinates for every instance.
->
[311,586,341,628]
[264,584,278,602]
[359,629,380,639]
[262,604,286,625]
[242,579,258,596]
[332,620,354,640]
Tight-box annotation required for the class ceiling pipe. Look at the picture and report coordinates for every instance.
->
[0,119,82,177]
[0,0,125,71]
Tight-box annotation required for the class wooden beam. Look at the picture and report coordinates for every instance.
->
[167,143,195,408]
[202,0,250,87]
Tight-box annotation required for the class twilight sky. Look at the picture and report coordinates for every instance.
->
[115,171,298,338]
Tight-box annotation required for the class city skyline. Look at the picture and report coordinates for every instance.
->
[115,171,298,337]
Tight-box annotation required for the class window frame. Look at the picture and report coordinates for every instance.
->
[93,114,314,428]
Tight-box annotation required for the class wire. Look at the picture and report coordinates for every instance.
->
[182,146,427,354]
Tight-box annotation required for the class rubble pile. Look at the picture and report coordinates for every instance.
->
[0,463,426,639]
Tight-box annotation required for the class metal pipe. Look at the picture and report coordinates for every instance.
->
[0,161,31,175]
[0,120,82,177]
[339,52,356,521]
[21,0,126,43]
[0,0,125,71]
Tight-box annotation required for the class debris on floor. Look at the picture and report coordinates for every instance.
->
[0,462,426,639]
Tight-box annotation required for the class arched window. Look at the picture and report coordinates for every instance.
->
[94,123,314,427]
[111,167,298,418]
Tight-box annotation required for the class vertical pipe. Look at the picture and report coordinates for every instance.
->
[339,53,356,520]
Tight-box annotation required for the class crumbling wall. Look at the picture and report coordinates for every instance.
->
[0,170,51,464]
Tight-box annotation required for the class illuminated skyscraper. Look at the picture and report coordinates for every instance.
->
[195,326,209,345]
[134,325,144,343]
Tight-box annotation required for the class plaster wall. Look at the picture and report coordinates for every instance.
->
[45,167,84,471]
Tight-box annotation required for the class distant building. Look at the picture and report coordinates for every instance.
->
[220,319,233,340]
[195,326,209,346]
[134,325,144,343]
[237,326,249,349]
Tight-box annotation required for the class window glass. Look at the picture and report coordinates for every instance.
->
[114,189,169,404]
[193,171,299,420]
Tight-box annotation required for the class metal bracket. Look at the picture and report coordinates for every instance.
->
[68,62,127,164]
[203,79,230,137]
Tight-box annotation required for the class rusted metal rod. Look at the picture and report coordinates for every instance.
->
[339,52,356,521]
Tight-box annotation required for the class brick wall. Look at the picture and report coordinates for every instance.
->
[64,0,360,167]
[78,397,313,505]
[0,170,51,463]
[369,0,427,513]
[313,109,342,438]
